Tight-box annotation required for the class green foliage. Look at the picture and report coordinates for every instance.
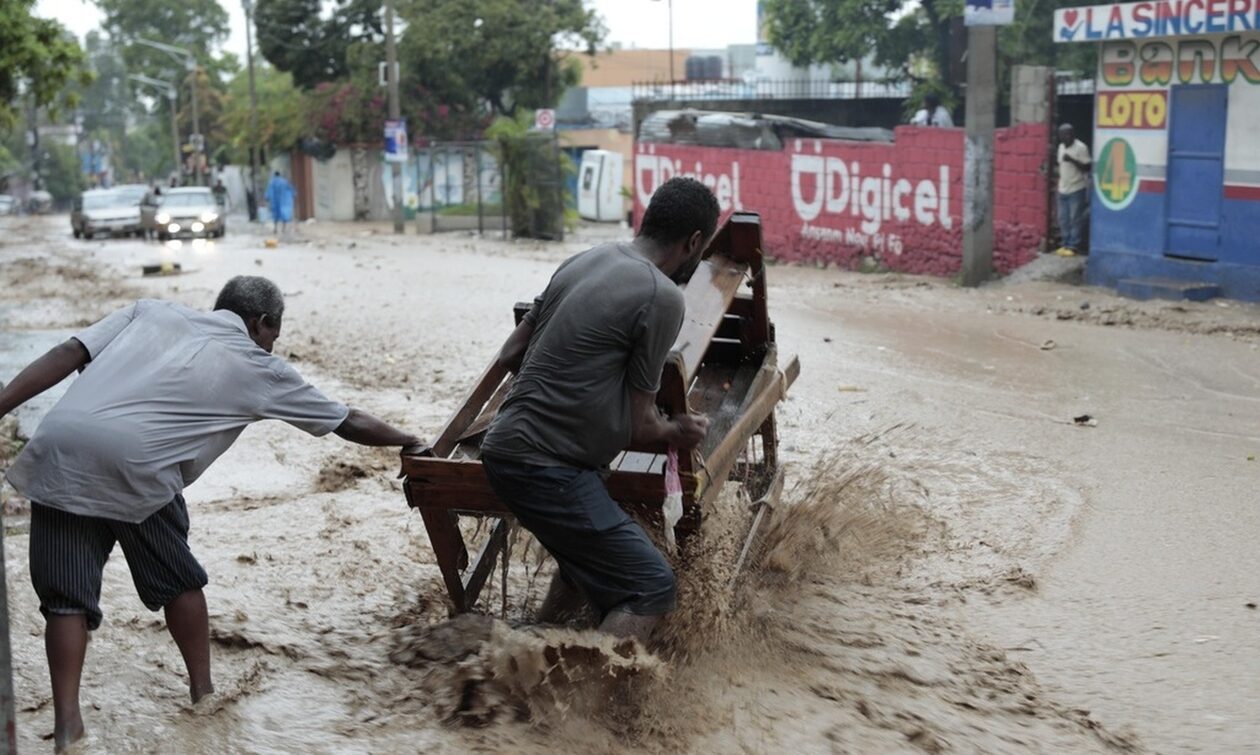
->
[763,0,1094,95]
[121,118,175,180]
[39,143,86,201]
[397,0,605,117]
[221,65,308,164]
[0,0,90,128]
[763,0,961,84]
[255,0,382,90]
[486,112,566,239]
[96,0,231,80]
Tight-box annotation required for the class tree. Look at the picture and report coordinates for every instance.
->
[96,0,232,84]
[0,0,90,128]
[220,64,308,163]
[397,0,605,117]
[762,0,960,85]
[255,0,382,90]
[762,0,1094,91]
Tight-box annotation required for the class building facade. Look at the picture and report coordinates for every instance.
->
[1056,0,1260,300]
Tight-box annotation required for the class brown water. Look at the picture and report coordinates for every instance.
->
[1,214,1257,752]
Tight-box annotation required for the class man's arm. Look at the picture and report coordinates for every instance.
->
[333,408,422,449]
[629,389,709,450]
[0,339,90,418]
[494,319,535,374]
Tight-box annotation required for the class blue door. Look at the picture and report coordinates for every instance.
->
[1166,85,1228,261]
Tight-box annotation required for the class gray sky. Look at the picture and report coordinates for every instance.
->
[35,0,760,62]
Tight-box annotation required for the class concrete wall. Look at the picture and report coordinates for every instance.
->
[1011,66,1054,125]
[312,150,355,221]
[633,124,1051,276]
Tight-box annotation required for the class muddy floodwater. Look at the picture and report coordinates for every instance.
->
[1,215,1257,753]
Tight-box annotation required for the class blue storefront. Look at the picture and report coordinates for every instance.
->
[1055,0,1260,300]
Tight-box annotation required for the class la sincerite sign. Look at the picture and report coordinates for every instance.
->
[1054,0,1260,41]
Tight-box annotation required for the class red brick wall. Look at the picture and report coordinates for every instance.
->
[633,124,1050,276]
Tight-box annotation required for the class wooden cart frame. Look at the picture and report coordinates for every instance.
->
[401,212,800,612]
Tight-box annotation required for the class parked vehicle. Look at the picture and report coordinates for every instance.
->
[0,195,14,215]
[146,187,225,240]
[71,189,145,238]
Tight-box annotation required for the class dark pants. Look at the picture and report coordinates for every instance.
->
[482,457,676,617]
[1058,188,1088,251]
[29,496,208,631]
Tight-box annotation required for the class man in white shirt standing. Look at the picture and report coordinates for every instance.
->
[0,276,422,751]
[911,93,955,128]
[1056,123,1092,257]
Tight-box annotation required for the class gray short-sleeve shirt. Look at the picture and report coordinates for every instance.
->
[482,243,685,469]
[5,300,349,522]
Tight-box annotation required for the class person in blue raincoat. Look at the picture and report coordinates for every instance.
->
[264,171,295,234]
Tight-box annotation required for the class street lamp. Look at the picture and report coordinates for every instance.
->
[651,0,675,94]
[134,38,203,185]
[129,74,180,177]
[242,0,262,221]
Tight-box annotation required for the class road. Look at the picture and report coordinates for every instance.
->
[0,214,1257,753]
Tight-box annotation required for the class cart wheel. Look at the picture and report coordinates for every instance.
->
[72,229,81,239]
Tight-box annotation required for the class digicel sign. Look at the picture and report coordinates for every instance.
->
[1097,90,1168,129]
[632,125,1050,276]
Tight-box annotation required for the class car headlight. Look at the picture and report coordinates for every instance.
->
[155,212,170,224]
[200,211,218,223]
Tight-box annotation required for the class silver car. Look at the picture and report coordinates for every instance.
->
[148,187,226,240]
[71,189,145,238]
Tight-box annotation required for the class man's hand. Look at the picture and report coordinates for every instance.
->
[669,413,709,450]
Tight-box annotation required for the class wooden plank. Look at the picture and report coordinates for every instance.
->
[699,361,761,459]
[406,459,667,512]
[461,518,510,610]
[700,363,786,508]
[417,507,469,607]
[671,253,748,384]
[456,375,514,444]
[423,359,508,459]
[618,452,657,473]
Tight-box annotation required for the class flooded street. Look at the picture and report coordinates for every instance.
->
[2,214,1258,752]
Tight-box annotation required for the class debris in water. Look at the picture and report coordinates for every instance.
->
[1040,339,1057,351]
[1073,414,1097,427]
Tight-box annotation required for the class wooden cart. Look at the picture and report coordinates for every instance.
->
[400,211,800,613]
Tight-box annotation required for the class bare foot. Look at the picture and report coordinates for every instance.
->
[190,682,215,705]
[52,714,85,753]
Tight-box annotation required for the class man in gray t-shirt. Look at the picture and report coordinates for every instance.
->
[0,276,420,751]
[481,177,718,643]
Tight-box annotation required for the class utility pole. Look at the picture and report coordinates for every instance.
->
[243,0,262,219]
[385,0,404,234]
[961,25,997,287]
[188,61,203,185]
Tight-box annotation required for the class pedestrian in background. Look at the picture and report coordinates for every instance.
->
[265,171,295,235]
[1056,123,1091,257]
[911,93,954,128]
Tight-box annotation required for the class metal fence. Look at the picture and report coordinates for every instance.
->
[416,141,507,235]
[632,79,914,102]
[416,134,565,240]
[632,77,1097,102]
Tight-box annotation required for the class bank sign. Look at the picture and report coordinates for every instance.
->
[632,125,1051,276]
[1055,0,1260,42]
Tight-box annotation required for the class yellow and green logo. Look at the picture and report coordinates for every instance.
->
[1095,138,1138,211]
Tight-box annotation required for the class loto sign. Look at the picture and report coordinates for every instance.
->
[1097,90,1169,127]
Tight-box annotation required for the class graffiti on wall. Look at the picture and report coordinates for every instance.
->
[633,124,1050,276]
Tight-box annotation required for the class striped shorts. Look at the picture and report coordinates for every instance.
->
[29,495,208,631]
